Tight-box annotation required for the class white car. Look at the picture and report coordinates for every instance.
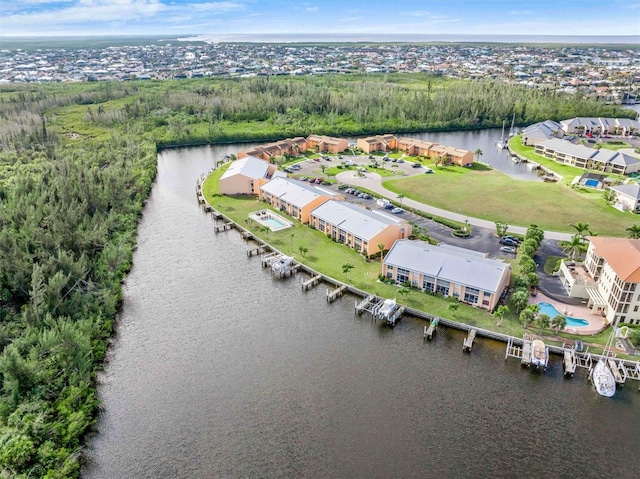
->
[391,207,404,214]
[500,246,516,254]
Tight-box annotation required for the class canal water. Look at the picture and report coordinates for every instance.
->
[84,133,640,479]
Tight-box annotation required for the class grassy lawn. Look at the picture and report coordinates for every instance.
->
[200,166,622,350]
[599,141,632,151]
[382,162,631,236]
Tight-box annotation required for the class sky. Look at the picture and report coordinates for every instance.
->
[0,0,639,38]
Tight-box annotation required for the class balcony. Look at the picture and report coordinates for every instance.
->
[558,260,595,298]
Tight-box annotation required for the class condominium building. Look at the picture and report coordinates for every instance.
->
[558,236,640,325]
[382,240,511,311]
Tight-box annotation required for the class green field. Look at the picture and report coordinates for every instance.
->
[383,162,631,236]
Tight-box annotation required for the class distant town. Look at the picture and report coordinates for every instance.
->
[0,39,638,104]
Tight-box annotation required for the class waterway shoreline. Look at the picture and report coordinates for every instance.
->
[197,177,638,369]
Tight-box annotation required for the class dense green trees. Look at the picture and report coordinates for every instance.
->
[0,72,633,477]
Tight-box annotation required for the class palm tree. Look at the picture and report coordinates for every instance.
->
[511,290,529,314]
[536,313,550,333]
[474,148,483,163]
[570,222,591,241]
[551,314,567,335]
[397,194,405,205]
[448,302,459,318]
[298,246,308,257]
[494,305,510,326]
[398,287,411,301]
[378,243,386,275]
[289,232,295,253]
[627,224,640,239]
[562,235,584,260]
[520,308,535,328]
[342,263,354,281]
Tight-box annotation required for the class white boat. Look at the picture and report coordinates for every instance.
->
[377,298,397,320]
[508,112,516,138]
[592,359,616,398]
[530,339,548,370]
[496,120,508,149]
[271,255,293,274]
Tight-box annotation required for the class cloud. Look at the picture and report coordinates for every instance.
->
[0,0,248,34]
[508,10,533,15]
[305,6,319,12]
[188,1,244,13]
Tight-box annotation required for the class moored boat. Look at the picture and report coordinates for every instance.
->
[530,339,548,371]
[592,359,616,398]
[377,298,397,321]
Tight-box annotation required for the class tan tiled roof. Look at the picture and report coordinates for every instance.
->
[589,236,640,283]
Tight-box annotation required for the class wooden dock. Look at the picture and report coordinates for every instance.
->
[302,274,323,291]
[463,329,477,353]
[241,231,254,241]
[504,337,524,361]
[355,295,375,315]
[607,358,625,387]
[521,339,532,367]
[214,222,234,233]
[247,244,268,257]
[261,252,279,267]
[424,318,438,340]
[385,306,405,327]
[327,285,347,303]
[563,350,576,377]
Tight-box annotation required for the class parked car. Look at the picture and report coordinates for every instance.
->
[412,163,422,168]
[337,184,349,190]
[500,238,518,247]
[315,178,323,184]
[344,160,354,166]
[501,235,520,244]
[500,246,516,254]
[396,158,404,163]
[384,203,395,210]
[313,158,321,162]
[383,156,390,162]
[362,194,373,200]
[290,164,301,170]
[424,168,434,174]
[283,167,293,173]
[391,207,404,214]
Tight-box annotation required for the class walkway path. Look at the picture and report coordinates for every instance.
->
[335,171,573,241]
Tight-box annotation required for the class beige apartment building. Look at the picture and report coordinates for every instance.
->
[558,236,640,325]
[309,200,411,257]
[396,138,474,166]
[306,135,348,154]
[357,134,398,153]
[382,241,511,311]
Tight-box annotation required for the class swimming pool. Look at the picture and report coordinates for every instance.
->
[537,302,589,328]
[249,210,293,232]
[264,217,286,229]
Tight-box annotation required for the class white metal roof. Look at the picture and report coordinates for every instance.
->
[220,156,269,181]
[260,177,334,208]
[311,200,406,241]
[384,239,509,293]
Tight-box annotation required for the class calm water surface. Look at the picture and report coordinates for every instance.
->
[85,133,640,479]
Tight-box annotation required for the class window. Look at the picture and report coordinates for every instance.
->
[436,280,450,296]
[318,219,325,231]
[423,277,435,292]
[464,287,479,304]
[397,267,409,284]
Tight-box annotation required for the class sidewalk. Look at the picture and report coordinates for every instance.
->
[335,171,573,241]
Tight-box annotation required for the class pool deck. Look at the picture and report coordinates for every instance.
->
[529,292,608,335]
[248,210,293,232]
